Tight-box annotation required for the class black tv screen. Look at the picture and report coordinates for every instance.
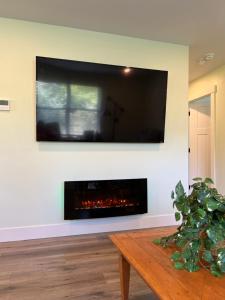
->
[36,56,168,143]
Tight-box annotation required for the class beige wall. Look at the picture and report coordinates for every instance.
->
[189,65,225,194]
[0,18,188,238]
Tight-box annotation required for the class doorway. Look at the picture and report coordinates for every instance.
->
[188,95,215,189]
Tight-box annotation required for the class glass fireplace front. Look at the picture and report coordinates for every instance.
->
[64,178,147,219]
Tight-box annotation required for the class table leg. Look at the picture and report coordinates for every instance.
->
[119,254,130,300]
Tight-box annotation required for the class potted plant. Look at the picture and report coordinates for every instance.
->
[154,178,225,277]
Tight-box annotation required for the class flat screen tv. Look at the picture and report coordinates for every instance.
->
[36,56,168,143]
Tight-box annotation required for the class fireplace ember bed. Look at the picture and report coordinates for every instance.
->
[64,178,147,220]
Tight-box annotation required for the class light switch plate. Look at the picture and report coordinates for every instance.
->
[0,100,10,111]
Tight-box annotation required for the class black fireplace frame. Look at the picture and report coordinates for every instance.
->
[64,178,148,220]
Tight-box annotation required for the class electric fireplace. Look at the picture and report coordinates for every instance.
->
[64,178,147,219]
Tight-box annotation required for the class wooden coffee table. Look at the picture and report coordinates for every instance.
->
[110,227,225,300]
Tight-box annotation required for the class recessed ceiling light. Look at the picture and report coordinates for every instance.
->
[199,53,215,65]
[205,53,215,61]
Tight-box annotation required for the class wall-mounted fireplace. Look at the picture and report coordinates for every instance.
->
[64,178,147,220]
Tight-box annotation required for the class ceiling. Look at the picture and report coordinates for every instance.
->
[0,0,225,81]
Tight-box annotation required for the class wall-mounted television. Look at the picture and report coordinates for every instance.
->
[36,56,168,143]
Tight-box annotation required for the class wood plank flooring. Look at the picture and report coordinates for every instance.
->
[0,232,159,300]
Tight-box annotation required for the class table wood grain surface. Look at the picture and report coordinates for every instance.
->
[110,227,225,300]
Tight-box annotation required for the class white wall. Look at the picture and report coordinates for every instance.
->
[0,18,188,241]
[189,65,225,194]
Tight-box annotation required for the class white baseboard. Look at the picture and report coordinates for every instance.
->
[0,214,177,242]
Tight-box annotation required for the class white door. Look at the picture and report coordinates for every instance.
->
[189,96,211,188]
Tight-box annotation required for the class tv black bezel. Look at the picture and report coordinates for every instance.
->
[36,56,168,143]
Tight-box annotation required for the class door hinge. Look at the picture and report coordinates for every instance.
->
[188,111,190,116]
[188,147,190,153]
[189,185,191,190]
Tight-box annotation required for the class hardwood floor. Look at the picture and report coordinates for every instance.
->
[0,232,158,300]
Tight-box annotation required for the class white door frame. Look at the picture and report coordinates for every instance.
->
[188,85,217,185]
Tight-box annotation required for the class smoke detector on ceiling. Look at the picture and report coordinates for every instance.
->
[199,53,215,65]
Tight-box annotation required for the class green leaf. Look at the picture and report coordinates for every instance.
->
[175,200,190,215]
[217,204,225,212]
[175,212,181,221]
[187,214,196,227]
[202,250,213,263]
[174,261,184,270]
[175,181,185,197]
[171,190,175,199]
[210,263,222,277]
[184,261,200,272]
[182,204,191,215]
[204,237,215,250]
[160,237,169,247]
[189,240,200,254]
[196,208,206,218]
[206,228,217,244]
[182,247,192,260]
[217,260,225,273]
[205,198,219,211]
[153,239,161,245]
[204,177,214,184]
[217,249,225,273]
[193,177,202,182]
[171,251,182,261]
[175,201,183,211]
[206,226,224,244]
[214,194,225,203]
[217,248,225,259]
[176,238,187,248]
